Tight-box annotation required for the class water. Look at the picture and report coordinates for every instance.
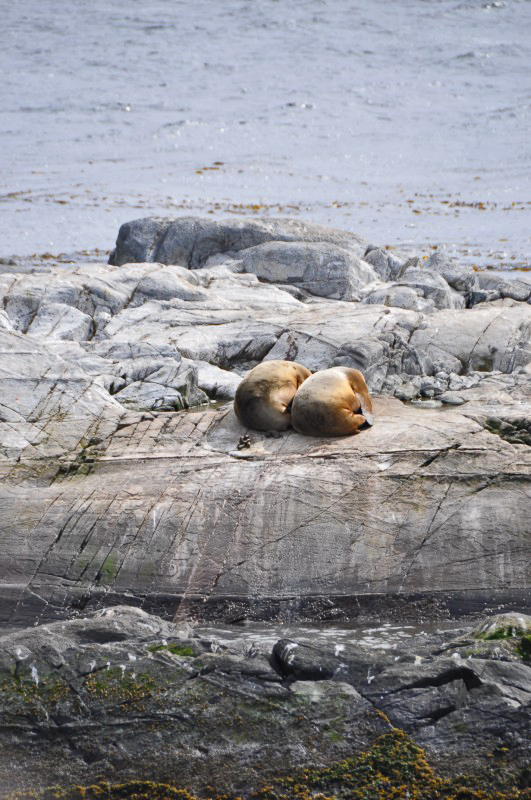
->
[194,619,465,655]
[1,0,530,268]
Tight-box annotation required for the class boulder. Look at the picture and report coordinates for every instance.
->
[477,273,531,302]
[27,301,94,341]
[239,240,377,300]
[425,251,479,294]
[364,247,405,281]
[109,216,369,268]
[396,267,465,310]
[362,284,434,312]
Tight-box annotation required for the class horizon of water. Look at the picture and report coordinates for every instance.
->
[1,0,530,269]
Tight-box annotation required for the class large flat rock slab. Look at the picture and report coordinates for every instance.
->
[1,389,529,628]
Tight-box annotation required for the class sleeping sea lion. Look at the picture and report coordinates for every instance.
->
[291,366,374,436]
[234,359,312,431]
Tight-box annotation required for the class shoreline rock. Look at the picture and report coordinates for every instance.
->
[0,216,529,629]
[0,606,528,796]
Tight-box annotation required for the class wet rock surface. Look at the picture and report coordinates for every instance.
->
[0,607,529,795]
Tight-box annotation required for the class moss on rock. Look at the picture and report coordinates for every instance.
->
[5,730,530,800]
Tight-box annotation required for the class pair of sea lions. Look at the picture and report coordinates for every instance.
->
[233,359,373,437]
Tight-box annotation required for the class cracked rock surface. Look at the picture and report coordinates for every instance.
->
[0,606,529,795]
[0,216,530,627]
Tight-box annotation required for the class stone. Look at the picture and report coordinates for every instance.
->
[468,288,501,306]
[194,360,242,399]
[109,216,369,268]
[362,284,435,312]
[438,391,467,405]
[477,274,531,302]
[1,369,530,628]
[27,301,94,341]
[0,218,530,628]
[0,607,529,795]
[396,267,465,310]
[426,251,479,294]
[240,240,377,300]
[133,265,208,304]
[363,247,405,281]
[0,606,389,795]
[473,612,531,640]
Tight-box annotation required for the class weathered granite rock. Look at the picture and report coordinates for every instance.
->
[0,607,529,795]
[0,219,529,629]
[0,326,529,629]
[109,216,369,268]
[239,240,377,300]
[363,246,406,281]
[395,267,465,310]
[362,284,435,312]
[425,251,479,294]
[477,273,531,302]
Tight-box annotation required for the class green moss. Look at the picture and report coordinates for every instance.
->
[83,668,158,706]
[517,634,531,661]
[147,643,195,657]
[479,626,525,642]
[101,551,118,581]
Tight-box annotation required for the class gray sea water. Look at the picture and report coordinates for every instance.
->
[2,0,530,268]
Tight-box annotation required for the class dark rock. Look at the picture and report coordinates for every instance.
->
[0,608,530,795]
[109,216,368,268]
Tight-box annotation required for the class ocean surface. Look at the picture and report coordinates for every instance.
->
[2,0,530,268]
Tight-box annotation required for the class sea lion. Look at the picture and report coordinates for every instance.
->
[291,366,374,436]
[234,359,312,431]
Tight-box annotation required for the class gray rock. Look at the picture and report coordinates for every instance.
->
[468,288,501,306]
[27,301,94,341]
[1,371,530,629]
[426,252,479,294]
[0,606,389,795]
[133,265,207,304]
[397,267,465,310]
[0,219,530,628]
[473,612,531,640]
[362,284,435,312]
[363,247,405,281]
[240,240,377,300]
[195,360,242,399]
[438,391,467,405]
[477,275,531,302]
[0,607,529,795]
[109,216,369,268]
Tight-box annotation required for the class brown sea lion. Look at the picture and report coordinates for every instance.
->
[234,360,312,431]
[291,366,374,436]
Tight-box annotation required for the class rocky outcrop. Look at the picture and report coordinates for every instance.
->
[0,217,529,627]
[0,326,529,628]
[108,217,369,267]
[0,607,529,795]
